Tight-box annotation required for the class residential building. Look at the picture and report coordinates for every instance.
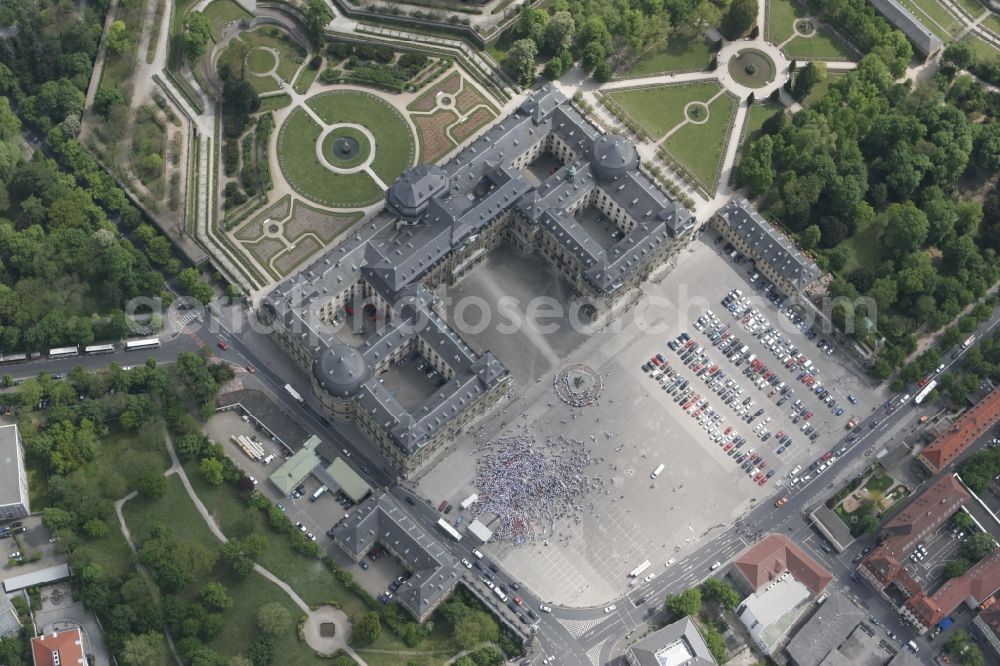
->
[918,385,1000,473]
[711,198,821,298]
[0,424,28,521]
[867,0,943,55]
[329,492,462,621]
[732,534,833,654]
[625,616,717,666]
[30,627,88,666]
[784,590,866,666]
[901,549,1000,633]
[858,473,1000,634]
[261,84,694,478]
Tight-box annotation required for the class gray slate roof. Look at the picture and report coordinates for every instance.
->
[331,492,462,617]
[0,593,21,638]
[868,0,943,54]
[716,197,820,292]
[0,425,22,509]
[627,616,717,666]
[262,84,693,457]
[785,591,866,666]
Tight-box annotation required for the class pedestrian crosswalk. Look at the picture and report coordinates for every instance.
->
[177,310,201,327]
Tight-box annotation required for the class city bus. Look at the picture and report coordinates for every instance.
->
[48,346,79,359]
[84,344,116,355]
[629,560,652,578]
[914,380,938,405]
[436,518,462,542]
[124,338,160,351]
[284,384,305,405]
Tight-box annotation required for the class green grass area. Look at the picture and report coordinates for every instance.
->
[124,475,326,663]
[306,91,415,185]
[259,94,293,112]
[244,27,306,85]
[277,108,383,207]
[954,0,987,17]
[248,47,277,75]
[741,101,783,151]
[181,460,372,616]
[607,81,723,139]
[167,0,199,73]
[100,0,149,92]
[294,61,321,95]
[620,35,716,77]
[200,0,252,41]
[323,127,372,169]
[782,27,858,59]
[663,92,737,191]
[898,0,963,39]
[767,0,807,44]
[145,0,166,64]
[962,34,1000,62]
[865,472,895,494]
[830,211,882,274]
[801,71,843,106]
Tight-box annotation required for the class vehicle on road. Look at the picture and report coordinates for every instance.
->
[539,605,552,613]
[604,605,617,613]
[217,340,231,351]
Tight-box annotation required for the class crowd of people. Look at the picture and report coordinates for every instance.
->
[473,427,605,544]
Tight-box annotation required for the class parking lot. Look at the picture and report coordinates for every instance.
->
[901,524,965,591]
[416,238,882,606]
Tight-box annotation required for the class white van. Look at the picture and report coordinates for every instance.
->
[309,485,327,502]
[790,477,800,486]
[710,561,722,571]
[789,465,802,477]
[651,464,665,479]
[472,549,484,559]
[262,454,276,465]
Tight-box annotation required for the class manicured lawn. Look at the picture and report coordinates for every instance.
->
[307,91,416,185]
[278,108,383,207]
[621,36,716,77]
[954,0,987,17]
[606,81,723,139]
[242,27,307,84]
[899,0,963,39]
[741,101,783,151]
[200,0,252,41]
[801,71,843,106]
[866,472,895,494]
[782,27,858,59]
[962,34,1000,62]
[248,47,277,75]
[259,94,293,112]
[663,92,737,191]
[985,12,1000,37]
[767,0,806,44]
[294,60,321,94]
[124,475,326,663]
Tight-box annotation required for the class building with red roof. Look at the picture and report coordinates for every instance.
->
[918,385,1000,473]
[733,534,833,597]
[31,628,88,666]
[901,549,1000,633]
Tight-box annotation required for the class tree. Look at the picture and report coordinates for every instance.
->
[665,588,702,618]
[859,513,879,534]
[199,457,224,486]
[800,224,821,249]
[257,602,291,636]
[518,6,549,41]
[304,0,333,46]
[106,20,131,56]
[593,60,613,82]
[736,134,774,196]
[943,558,971,579]
[543,58,564,80]
[974,122,1000,172]
[684,0,721,37]
[581,42,605,74]
[954,512,975,531]
[507,39,538,85]
[121,632,166,666]
[961,532,997,561]
[722,0,757,39]
[943,40,977,71]
[201,582,233,611]
[701,578,740,611]
[947,630,972,656]
[351,611,381,647]
[793,61,826,100]
[542,11,575,55]
[183,12,212,60]
[881,203,930,257]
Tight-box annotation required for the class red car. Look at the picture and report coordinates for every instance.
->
[651,357,662,366]
[918,376,929,387]
[803,411,813,420]
[438,500,448,512]
[217,340,231,351]
[723,442,734,452]
[821,451,833,461]
[724,426,732,435]
[513,595,523,606]
[757,477,768,485]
